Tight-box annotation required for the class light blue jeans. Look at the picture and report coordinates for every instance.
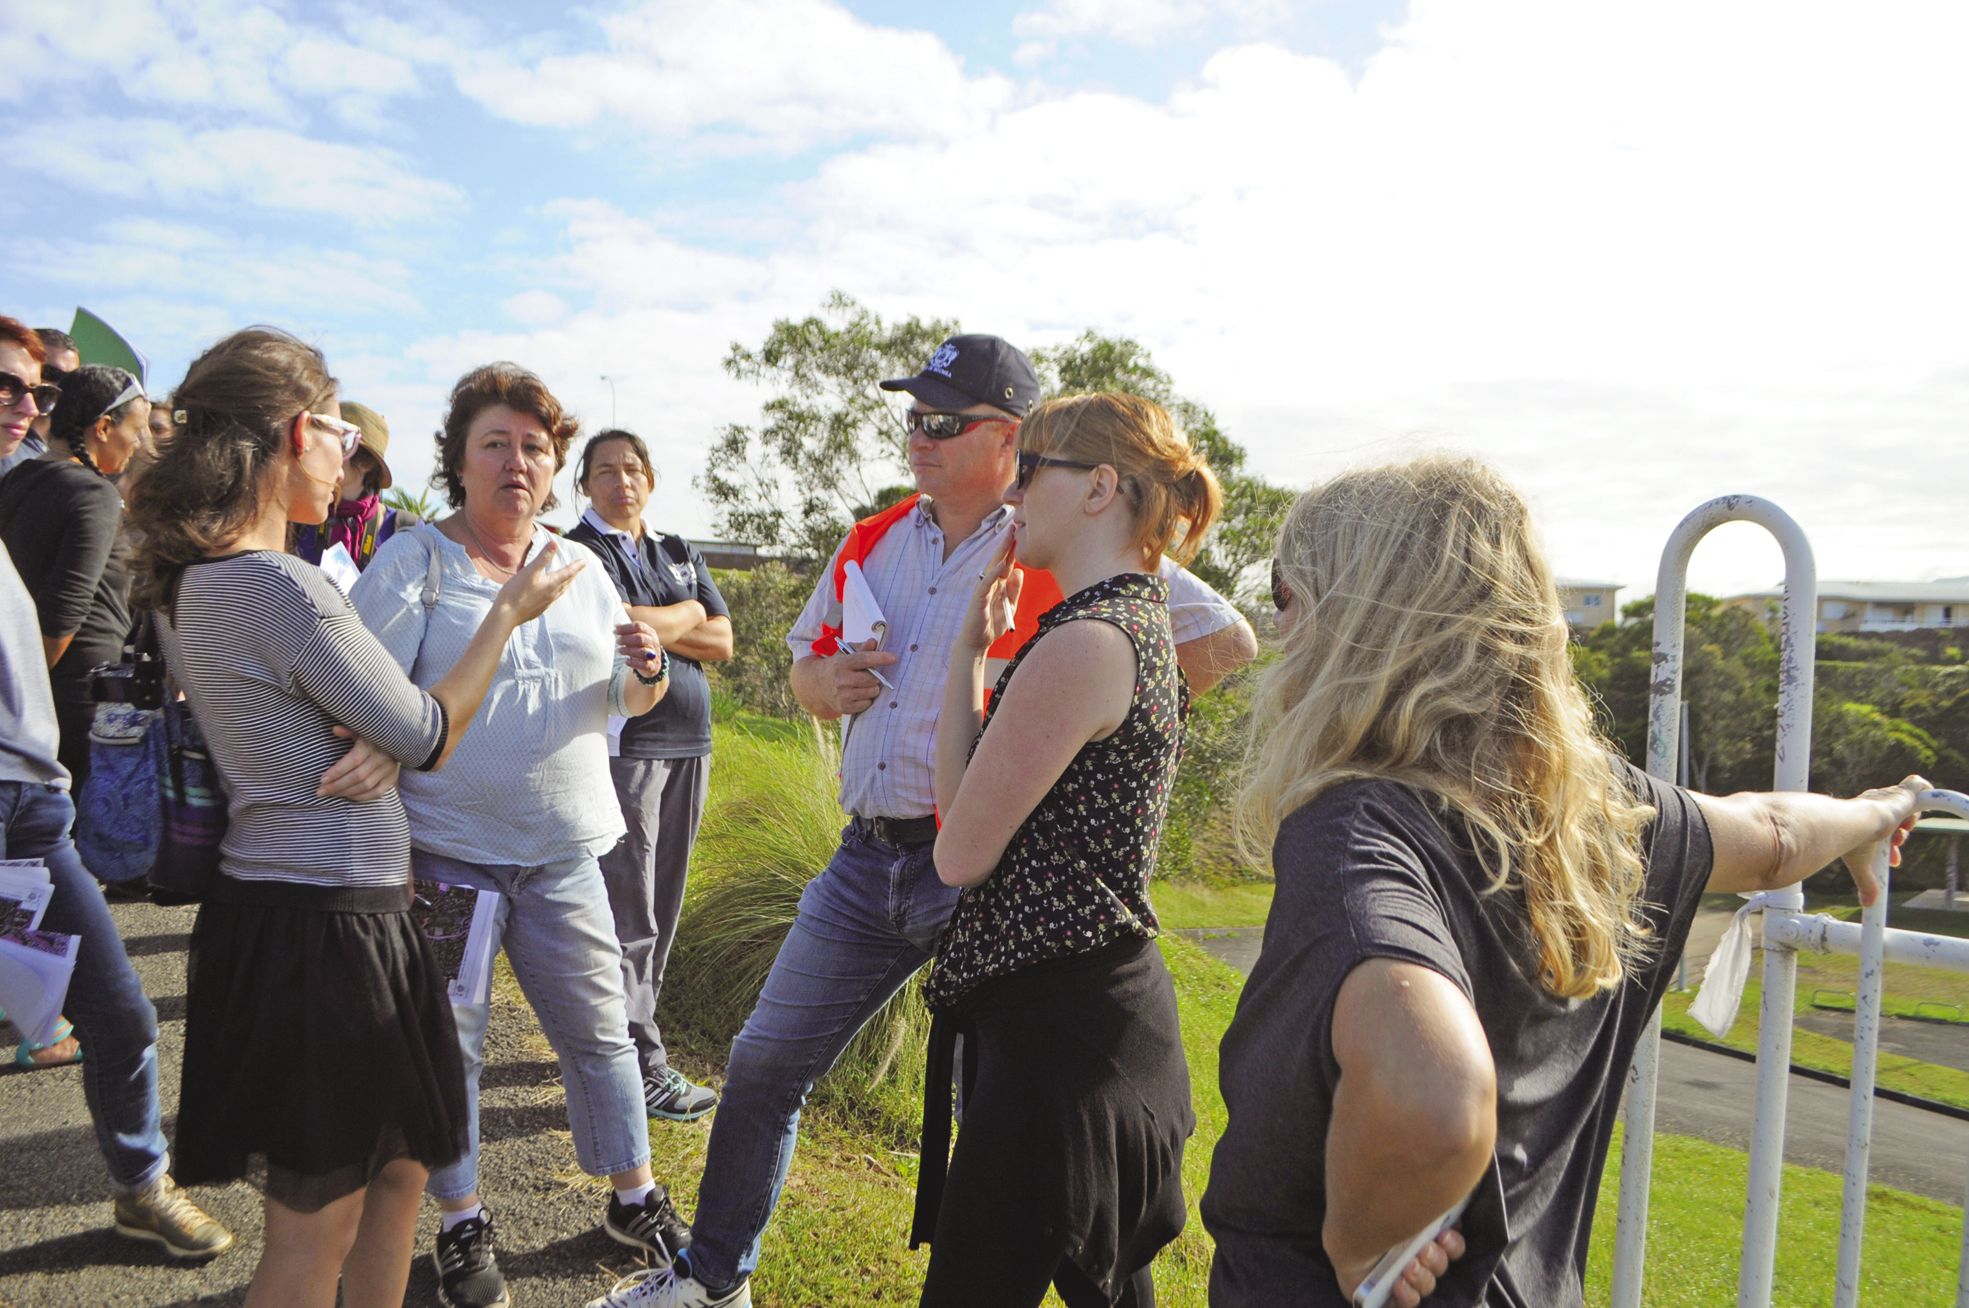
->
[416,848,652,1201]
[687,821,960,1289]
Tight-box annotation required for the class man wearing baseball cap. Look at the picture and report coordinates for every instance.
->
[292,400,421,574]
[592,335,1256,1308]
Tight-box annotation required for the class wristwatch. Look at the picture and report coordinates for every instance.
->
[633,647,670,686]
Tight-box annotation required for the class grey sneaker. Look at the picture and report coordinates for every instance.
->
[585,1253,751,1307]
[643,1068,719,1122]
[113,1176,234,1259]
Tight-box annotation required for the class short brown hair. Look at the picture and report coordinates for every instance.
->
[0,316,47,366]
[1019,392,1222,565]
[434,363,579,512]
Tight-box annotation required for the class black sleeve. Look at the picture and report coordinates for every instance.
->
[1270,784,1475,1076]
[1617,761,1717,1000]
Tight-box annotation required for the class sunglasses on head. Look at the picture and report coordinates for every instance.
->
[0,371,60,414]
[904,409,1011,440]
[1270,557,1293,612]
[1014,448,1101,491]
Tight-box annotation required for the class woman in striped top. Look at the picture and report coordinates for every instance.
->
[129,328,585,1308]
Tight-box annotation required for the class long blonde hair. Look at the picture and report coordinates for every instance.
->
[1235,455,1655,999]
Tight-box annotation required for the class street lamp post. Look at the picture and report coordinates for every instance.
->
[600,374,618,427]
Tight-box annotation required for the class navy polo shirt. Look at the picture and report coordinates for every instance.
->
[565,514,729,760]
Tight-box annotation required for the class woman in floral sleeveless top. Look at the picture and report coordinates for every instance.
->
[912,392,1223,1308]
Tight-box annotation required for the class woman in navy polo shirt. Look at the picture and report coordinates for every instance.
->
[568,428,735,1121]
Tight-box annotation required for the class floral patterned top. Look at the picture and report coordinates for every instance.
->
[924,571,1188,1010]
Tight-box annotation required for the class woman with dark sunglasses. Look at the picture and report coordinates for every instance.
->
[913,391,1220,1307]
[0,362,152,794]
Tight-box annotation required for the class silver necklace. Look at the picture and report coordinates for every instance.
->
[462,514,531,578]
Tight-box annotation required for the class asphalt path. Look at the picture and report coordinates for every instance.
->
[0,896,665,1308]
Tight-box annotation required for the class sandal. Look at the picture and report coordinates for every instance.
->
[15,1016,84,1069]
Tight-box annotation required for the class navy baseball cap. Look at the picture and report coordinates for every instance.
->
[880,334,1041,417]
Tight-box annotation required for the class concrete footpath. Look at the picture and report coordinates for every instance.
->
[0,897,668,1308]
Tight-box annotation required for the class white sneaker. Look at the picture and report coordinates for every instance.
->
[585,1263,751,1308]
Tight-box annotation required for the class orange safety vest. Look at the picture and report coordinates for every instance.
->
[809,493,1064,664]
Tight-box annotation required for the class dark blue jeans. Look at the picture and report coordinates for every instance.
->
[686,822,960,1288]
[0,780,169,1191]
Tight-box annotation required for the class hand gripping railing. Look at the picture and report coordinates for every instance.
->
[1610,495,1817,1308]
[1758,788,1969,1307]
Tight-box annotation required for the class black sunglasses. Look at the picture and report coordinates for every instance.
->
[1014,449,1101,491]
[904,409,1010,440]
[1270,557,1292,612]
[0,371,60,414]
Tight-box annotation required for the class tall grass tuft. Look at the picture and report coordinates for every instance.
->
[664,724,930,1145]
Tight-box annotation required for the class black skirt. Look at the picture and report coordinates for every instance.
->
[915,937,1194,1307]
[174,892,469,1212]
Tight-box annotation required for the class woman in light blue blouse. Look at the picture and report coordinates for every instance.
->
[350,363,682,1308]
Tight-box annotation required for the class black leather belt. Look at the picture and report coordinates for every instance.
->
[855,814,940,848]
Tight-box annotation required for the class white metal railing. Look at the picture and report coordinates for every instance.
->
[1613,495,1818,1308]
[1610,493,1969,1305]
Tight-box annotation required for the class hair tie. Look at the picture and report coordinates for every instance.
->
[172,409,189,424]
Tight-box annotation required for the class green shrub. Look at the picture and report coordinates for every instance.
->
[665,726,928,1145]
[708,560,818,719]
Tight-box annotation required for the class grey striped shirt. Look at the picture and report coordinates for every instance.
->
[158,550,447,892]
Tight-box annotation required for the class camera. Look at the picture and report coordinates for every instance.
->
[90,651,166,710]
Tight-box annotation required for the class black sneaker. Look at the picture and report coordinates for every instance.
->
[433,1211,509,1308]
[604,1186,691,1263]
[643,1068,719,1122]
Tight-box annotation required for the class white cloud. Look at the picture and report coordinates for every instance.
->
[400,0,1969,595]
[436,0,1014,152]
[20,119,463,226]
[1012,0,1286,62]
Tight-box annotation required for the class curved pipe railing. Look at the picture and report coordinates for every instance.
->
[1611,496,1816,1308]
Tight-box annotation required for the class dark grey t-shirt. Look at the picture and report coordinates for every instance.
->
[1202,764,1712,1307]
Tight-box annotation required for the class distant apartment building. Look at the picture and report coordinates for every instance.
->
[1725,579,1969,634]
[1555,578,1621,631]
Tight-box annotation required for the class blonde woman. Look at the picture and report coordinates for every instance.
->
[1200,455,1925,1308]
[910,392,1219,1307]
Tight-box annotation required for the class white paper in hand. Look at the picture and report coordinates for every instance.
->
[319,543,361,596]
[841,561,888,646]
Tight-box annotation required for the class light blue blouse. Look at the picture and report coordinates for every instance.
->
[352,525,635,867]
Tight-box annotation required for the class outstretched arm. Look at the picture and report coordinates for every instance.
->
[1694,776,1927,904]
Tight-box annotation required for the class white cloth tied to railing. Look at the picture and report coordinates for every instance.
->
[1686,891,1787,1038]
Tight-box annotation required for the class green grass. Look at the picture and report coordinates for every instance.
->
[1154,876,1275,929]
[624,723,1965,1305]
[1661,965,1969,1112]
[1585,1125,1963,1305]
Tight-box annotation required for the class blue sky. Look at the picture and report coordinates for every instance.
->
[7,0,1967,599]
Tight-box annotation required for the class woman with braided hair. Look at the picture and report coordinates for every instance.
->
[0,363,151,789]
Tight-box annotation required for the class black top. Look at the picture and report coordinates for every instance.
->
[0,453,133,703]
[1201,764,1713,1307]
[924,572,1187,1010]
[564,518,729,759]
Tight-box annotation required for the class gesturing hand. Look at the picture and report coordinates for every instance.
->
[615,619,663,675]
[317,725,401,801]
[495,537,584,626]
[959,536,1023,656]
